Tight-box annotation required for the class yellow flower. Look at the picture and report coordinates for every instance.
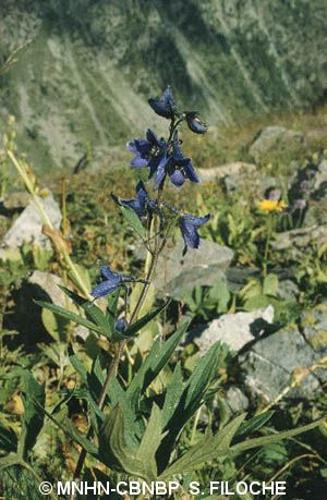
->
[257,199,287,213]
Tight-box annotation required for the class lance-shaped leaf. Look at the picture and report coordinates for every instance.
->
[120,205,146,238]
[230,418,324,457]
[135,404,166,479]
[36,300,103,335]
[126,319,190,407]
[18,370,45,459]
[124,301,169,337]
[160,414,246,478]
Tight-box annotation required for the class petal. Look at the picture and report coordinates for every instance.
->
[170,169,185,187]
[183,213,210,226]
[186,112,208,134]
[130,155,148,168]
[91,279,120,298]
[179,219,200,249]
[183,161,200,183]
[146,128,159,146]
[148,86,177,119]
[134,138,151,156]
[154,155,170,187]
[100,266,122,283]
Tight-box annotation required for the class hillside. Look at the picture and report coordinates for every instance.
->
[0,0,326,171]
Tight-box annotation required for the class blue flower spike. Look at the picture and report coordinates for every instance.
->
[179,213,210,252]
[148,85,177,119]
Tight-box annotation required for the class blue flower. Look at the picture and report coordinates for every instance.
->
[128,129,168,173]
[179,213,210,250]
[91,266,132,298]
[119,181,156,217]
[154,133,199,188]
[115,317,128,333]
[186,112,208,134]
[148,86,177,119]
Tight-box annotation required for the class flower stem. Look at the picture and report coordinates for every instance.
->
[73,208,163,480]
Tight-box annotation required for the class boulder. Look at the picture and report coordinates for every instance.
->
[272,225,327,257]
[313,159,327,195]
[249,126,304,161]
[152,237,234,299]
[199,162,256,183]
[187,305,274,353]
[0,192,61,256]
[240,304,327,402]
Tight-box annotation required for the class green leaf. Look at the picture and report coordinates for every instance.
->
[18,371,45,459]
[0,425,17,454]
[263,273,279,297]
[230,418,323,456]
[136,404,165,478]
[68,348,89,384]
[120,205,146,238]
[100,405,152,480]
[183,342,222,417]
[36,300,103,335]
[161,363,184,427]
[126,318,190,404]
[124,301,169,337]
[160,414,246,478]
[60,286,114,338]
[236,411,274,438]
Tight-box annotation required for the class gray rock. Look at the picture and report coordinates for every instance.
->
[2,191,31,210]
[272,225,327,258]
[301,304,327,384]
[249,126,304,161]
[240,310,326,402]
[226,386,249,414]
[189,305,274,353]
[277,279,300,301]
[153,237,234,299]
[199,162,256,183]
[313,159,327,195]
[1,192,61,251]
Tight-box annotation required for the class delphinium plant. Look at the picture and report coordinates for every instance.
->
[2,88,323,496]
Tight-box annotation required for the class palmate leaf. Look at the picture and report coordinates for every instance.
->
[160,414,246,478]
[100,405,153,480]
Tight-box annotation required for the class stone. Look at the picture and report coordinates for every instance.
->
[152,237,234,299]
[313,159,327,195]
[249,126,304,161]
[188,305,274,353]
[3,191,30,211]
[272,225,327,258]
[225,386,249,414]
[199,162,256,183]
[239,305,327,402]
[1,192,61,252]
[301,304,327,384]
